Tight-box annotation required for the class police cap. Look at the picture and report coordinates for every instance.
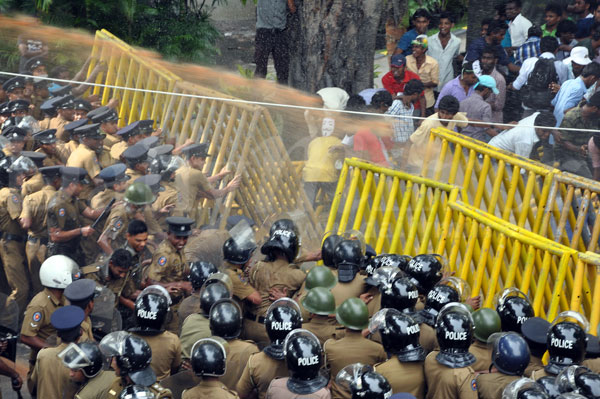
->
[75,123,105,139]
[122,144,149,164]
[0,102,10,115]
[139,136,159,150]
[73,99,92,112]
[521,317,551,357]
[55,95,75,110]
[181,143,210,158]
[61,166,89,184]
[21,151,47,167]
[586,334,600,358]
[24,56,46,73]
[64,278,96,304]
[135,174,164,193]
[40,97,62,115]
[138,120,154,135]
[90,107,118,124]
[117,122,142,140]
[33,129,57,144]
[50,305,85,331]
[64,118,89,135]
[2,77,26,92]
[49,85,72,97]
[8,99,30,113]
[2,126,27,141]
[166,216,194,237]
[148,144,173,159]
[39,166,63,179]
[99,163,130,183]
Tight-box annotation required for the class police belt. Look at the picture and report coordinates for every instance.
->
[27,235,48,245]
[244,311,266,324]
[3,233,26,243]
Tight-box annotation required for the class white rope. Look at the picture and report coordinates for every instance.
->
[2,70,600,134]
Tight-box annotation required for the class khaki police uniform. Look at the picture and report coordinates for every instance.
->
[583,358,600,373]
[302,316,345,346]
[103,133,121,150]
[101,206,138,252]
[469,340,492,372]
[223,260,256,312]
[36,147,64,167]
[221,339,259,390]
[375,357,425,399]
[327,267,368,306]
[0,186,29,311]
[524,356,544,378]
[74,369,116,399]
[420,322,438,354]
[153,182,178,230]
[48,115,69,142]
[148,239,187,285]
[98,148,116,168]
[266,378,330,399]
[91,189,124,210]
[159,370,201,399]
[47,189,87,266]
[66,143,102,200]
[184,228,231,269]
[182,379,238,399]
[324,330,387,399]
[245,259,306,346]
[21,288,65,363]
[21,172,44,197]
[125,242,153,291]
[177,293,200,333]
[82,262,136,301]
[125,168,143,184]
[21,184,55,294]
[30,342,79,399]
[80,316,95,342]
[131,331,182,381]
[110,141,128,163]
[236,352,289,399]
[174,165,212,220]
[56,140,78,164]
[424,351,478,399]
[106,378,172,398]
[476,372,519,399]
[179,314,211,359]
[530,368,552,380]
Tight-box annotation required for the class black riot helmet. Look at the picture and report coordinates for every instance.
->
[546,312,589,375]
[333,239,364,283]
[223,237,256,265]
[350,371,392,399]
[261,227,300,263]
[537,376,560,398]
[132,292,169,332]
[188,261,218,290]
[368,309,425,362]
[283,329,328,395]
[264,298,303,360]
[190,338,227,377]
[321,234,344,267]
[118,385,156,399]
[269,218,299,237]
[420,284,460,327]
[209,299,243,340]
[405,254,445,295]
[199,281,232,316]
[495,288,535,333]
[555,365,593,394]
[435,303,476,368]
[574,371,600,398]
[380,276,420,316]
[369,254,411,275]
[99,332,156,387]
[503,379,551,399]
[58,342,104,378]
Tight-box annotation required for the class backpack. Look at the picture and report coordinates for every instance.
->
[522,57,559,110]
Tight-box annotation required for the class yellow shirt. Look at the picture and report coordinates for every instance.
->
[406,55,440,108]
[302,136,342,183]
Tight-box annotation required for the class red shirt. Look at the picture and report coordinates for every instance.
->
[353,129,393,167]
[382,70,424,108]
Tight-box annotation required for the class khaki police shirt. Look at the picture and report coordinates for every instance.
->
[182,379,239,399]
[327,267,368,306]
[248,258,306,317]
[0,187,25,235]
[57,140,79,164]
[266,378,330,399]
[221,339,259,390]
[302,316,345,346]
[36,147,64,167]
[31,342,78,399]
[524,356,545,378]
[174,165,212,213]
[110,141,128,163]
[148,239,187,283]
[82,262,136,300]
[424,351,478,399]
[103,133,121,150]
[21,172,44,197]
[67,143,102,179]
[476,372,519,399]
[153,183,178,229]
[98,148,115,168]
[179,313,211,359]
[237,352,288,399]
[177,293,200,332]
[324,330,387,399]
[20,288,65,361]
[184,228,231,268]
[75,369,116,399]
[107,378,173,399]
[224,262,256,302]
[80,316,95,342]
[125,168,143,184]
[375,357,425,399]
[420,322,439,354]
[47,189,87,253]
[21,185,56,237]
[101,206,137,251]
[469,340,492,372]
[90,189,123,210]
[584,358,600,373]
[49,115,69,142]
[131,331,182,381]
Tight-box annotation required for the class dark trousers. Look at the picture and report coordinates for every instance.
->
[254,28,289,83]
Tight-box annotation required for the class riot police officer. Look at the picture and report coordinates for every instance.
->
[496,288,535,333]
[222,235,261,309]
[405,254,445,301]
[555,365,600,396]
[60,341,117,399]
[470,308,501,372]
[183,338,239,398]
[329,239,368,307]
[336,365,393,399]
[64,278,97,342]
[476,332,531,399]
[370,308,426,398]
[177,261,218,325]
[301,287,342,344]
[236,297,301,399]
[266,329,330,398]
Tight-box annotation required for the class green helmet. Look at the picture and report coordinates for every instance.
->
[302,287,336,316]
[472,308,502,343]
[305,266,336,290]
[125,182,155,205]
[336,298,369,330]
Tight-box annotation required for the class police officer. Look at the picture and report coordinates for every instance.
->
[49,94,76,141]
[20,151,46,196]
[501,378,550,399]
[209,298,259,389]
[136,174,175,226]
[20,255,79,387]
[149,152,182,228]
[329,239,368,306]
[30,305,84,398]
[266,329,329,398]
[73,98,92,121]
[245,220,306,346]
[424,303,478,399]
[183,338,239,398]
[59,118,88,162]
[67,123,105,199]
[99,331,173,398]
[64,278,97,342]
[496,288,535,333]
[2,125,27,160]
[370,308,426,398]
[2,77,26,101]
[325,298,387,399]
[60,341,117,399]
[301,287,341,344]
[33,129,64,166]
[124,220,153,289]
[222,235,261,310]
[405,254,445,309]
[129,291,182,381]
[123,144,150,182]
[476,332,531,399]
[522,317,551,377]
[177,261,218,325]
[236,298,302,399]
[46,166,101,266]
[469,308,501,372]
[363,253,411,317]
[89,106,120,150]
[111,122,145,163]
[90,163,129,209]
[337,366,393,399]
[0,156,34,311]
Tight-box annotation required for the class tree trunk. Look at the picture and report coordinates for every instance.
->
[288,0,385,94]
[465,0,492,49]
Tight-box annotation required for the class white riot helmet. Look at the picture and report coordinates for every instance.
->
[39,255,80,289]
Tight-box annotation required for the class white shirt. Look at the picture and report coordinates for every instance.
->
[427,32,461,91]
[488,112,540,158]
[512,52,569,90]
[508,13,533,47]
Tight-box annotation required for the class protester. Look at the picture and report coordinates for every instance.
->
[406,35,439,115]
[459,75,500,142]
[488,111,557,158]
[514,25,542,66]
[542,3,564,37]
[505,0,533,48]
[552,61,600,125]
[394,8,431,56]
[428,12,461,95]
[434,62,478,109]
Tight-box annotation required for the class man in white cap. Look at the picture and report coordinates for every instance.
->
[563,46,593,78]
[552,61,600,125]
[458,75,501,142]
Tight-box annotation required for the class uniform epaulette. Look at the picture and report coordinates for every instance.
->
[81,264,101,274]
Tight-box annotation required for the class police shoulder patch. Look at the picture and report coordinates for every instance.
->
[58,208,66,217]
[113,218,123,230]
[11,194,19,203]
[32,311,42,322]
[471,379,477,391]
[158,256,167,266]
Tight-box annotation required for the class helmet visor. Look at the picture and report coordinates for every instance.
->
[494,287,530,309]
[555,365,590,393]
[501,378,541,399]
[229,219,257,252]
[371,266,401,290]
[439,277,471,302]
[58,343,93,370]
[203,272,234,294]
[334,363,373,391]
[283,329,321,357]
[436,302,474,326]
[9,155,37,176]
[99,331,131,357]
[342,229,366,254]
[551,311,590,333]
[267,298,302,320]
[368,308,402,335]
[139,285,172,305]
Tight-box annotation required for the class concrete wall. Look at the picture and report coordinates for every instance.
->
[210,0,257,22]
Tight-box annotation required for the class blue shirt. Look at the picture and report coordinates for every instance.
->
[465,37,511,66]
[396,28,419,55]
[576,17,594,39]
[514,36,541,66]
[552,77,588,126]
